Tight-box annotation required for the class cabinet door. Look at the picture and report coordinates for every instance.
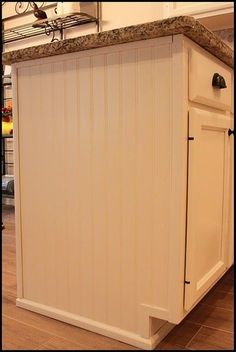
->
[184,108,231,311]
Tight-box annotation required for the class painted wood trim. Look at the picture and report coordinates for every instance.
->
[227,113,234,267]
[150,322,175,349]
[137,303,170,338]
[16,298,174,350]
[168,34,188,324]
[11,66,24,299]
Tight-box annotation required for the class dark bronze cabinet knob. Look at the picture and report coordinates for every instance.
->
[228,129,234,136]
[212,73,227,89]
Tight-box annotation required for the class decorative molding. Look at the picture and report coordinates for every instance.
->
[16,298,157,350]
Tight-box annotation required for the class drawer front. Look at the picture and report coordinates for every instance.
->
[189,49,232,111]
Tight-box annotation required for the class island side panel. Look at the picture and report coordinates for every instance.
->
[15,36,175,337]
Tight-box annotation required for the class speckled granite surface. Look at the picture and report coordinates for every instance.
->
[213,28,234,49]
[2,16,233,67]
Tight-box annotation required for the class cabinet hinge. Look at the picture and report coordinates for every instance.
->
[188,137,194,141]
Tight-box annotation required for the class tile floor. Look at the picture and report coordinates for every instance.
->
[2,205,234,350]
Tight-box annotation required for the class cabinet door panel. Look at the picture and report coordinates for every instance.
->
[184,108,231,311]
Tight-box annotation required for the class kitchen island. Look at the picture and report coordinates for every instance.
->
[3,16,233,350]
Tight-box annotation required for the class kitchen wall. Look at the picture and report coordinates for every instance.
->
[2,2,164,52]
[2,2,234,57]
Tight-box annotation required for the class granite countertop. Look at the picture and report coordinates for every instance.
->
[2,16,233,67]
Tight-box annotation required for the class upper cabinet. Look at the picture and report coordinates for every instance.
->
[164,2,233,18]
[163,2,233,30]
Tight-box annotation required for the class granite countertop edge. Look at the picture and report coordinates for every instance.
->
[2,16,233,68]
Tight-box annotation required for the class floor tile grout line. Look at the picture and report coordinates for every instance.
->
[32,335,96,350]
[198,302,234,312]
[185,325,203,348]
[3,312,136,351]
[185,324,234,349]
[199,302,233,311]
[2,313,98,350]
[33,336,56,350]
[185,320,233,334]
[2,314,57,338]
[199,324,234,334]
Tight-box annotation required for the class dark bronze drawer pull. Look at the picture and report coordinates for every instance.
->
[212,73,227,89]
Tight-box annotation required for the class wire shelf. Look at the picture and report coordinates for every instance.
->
[3,12,99,44]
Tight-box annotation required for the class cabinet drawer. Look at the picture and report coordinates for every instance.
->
[189,49,232,111]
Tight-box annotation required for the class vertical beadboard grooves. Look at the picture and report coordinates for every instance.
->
[151,45,157,310]
[75,58,81,316]
[104,53,109,326]
[12,66,24,298]
[64,59,72,312]
[168,35,188,323]
[119,51,122,332]
[15,36,178,348]
[89,55,94,321]
[133,48,138,334]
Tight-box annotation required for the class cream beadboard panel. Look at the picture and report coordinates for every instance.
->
[16,38,173,335]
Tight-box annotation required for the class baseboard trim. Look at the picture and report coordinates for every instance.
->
[150,321,175,349]
[16,298,174,350]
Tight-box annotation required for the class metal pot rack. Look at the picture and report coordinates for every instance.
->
[2,4,101,44]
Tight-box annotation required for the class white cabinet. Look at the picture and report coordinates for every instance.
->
[163,2,234,30]
[165,2,233,18]
[189,49,232,111]
[185,108,232,311]
[12,34,233,350]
